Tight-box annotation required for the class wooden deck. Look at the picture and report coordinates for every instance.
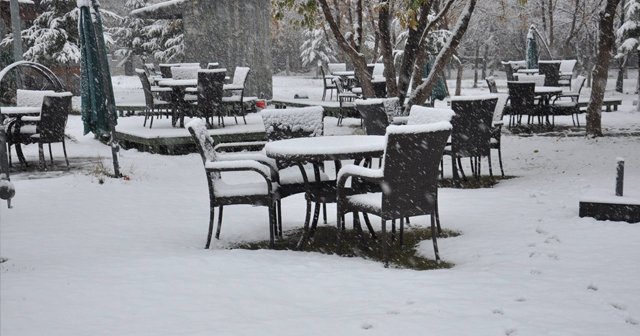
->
[115,114,267,154]
[270,98,342,116]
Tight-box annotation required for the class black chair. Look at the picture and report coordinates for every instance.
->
[445,96,498,181]
[195,69,226,127]
[551,75,586,126]
[490,94,509,177]
[260,107,332,236]
[558,60,577,87]
[186,119,278,248]
[7,93,72,169]
[222,67,251,125]
[336,123,452,265]
[354,99,390,135]
[507,81,539,126]
[485,76,498,93]
[135,69,172,128]
[321,67,337,101]
[334,78,359,126]
[538,61,561,87]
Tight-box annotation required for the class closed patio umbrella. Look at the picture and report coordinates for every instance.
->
[526,25,538,70]
[78,0,120,177]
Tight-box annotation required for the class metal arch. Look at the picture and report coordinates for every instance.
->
[0,61,66,92]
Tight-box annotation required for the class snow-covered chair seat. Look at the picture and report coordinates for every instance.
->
[407,105,455,125]
[186,119,278,249]
[336,123,452,265]
[222,67,251,125]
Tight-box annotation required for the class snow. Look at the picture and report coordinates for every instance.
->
[261,106,324,139]
[337,164,383,182]
[407,105,455,125]
[129,0,187,16]
[386,122,452,135]
[15,89,56,107]
[170,66,200,80]
[2,75,640,336]
[76,0,92,7]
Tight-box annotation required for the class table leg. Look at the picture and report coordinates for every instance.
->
[452,153,460,187]
[295,162,313,250]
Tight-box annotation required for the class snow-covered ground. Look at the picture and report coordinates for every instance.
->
[1,75,639,335]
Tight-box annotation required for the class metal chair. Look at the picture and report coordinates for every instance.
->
[538,61,561,87]
[558,59,577,87]
[135,69,172,128]
[551,75,586,126]
[195,69,227,127]
[320,67,337,101]
[336,123,452,265]
[187,119,278,248]
[507,81,539,126]
[222,67,250,124]
[7,93,72,169]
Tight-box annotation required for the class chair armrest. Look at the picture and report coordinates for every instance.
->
[217,151,279,182]
[337,164,384,189]
[492,120,504,126]
[205,160,275,193]
[20,116,41,122]
[184,87,198,93]
[214,141,267,153]
[151,87,172,92]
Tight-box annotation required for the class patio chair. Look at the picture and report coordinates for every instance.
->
[334,78,360,126]
[354,98,391,135]
[407,105,455,125]
[260,106,333,235]
[222,66,250,125]
[485,76,498,93]
[171,66,200,80]
[336,122,452,265]
[537,61,561,87]
[194,69,227,127]
[135,69,173,128]
[558,59,577,87]
[320,66,337,101]
[6,92,72,169]
[507,81,539,126]
[444,95,498,181]
[490,94,509,177]
[516,74,546,87]
[186,119,278,249]
[501,61,526,81]
[551,75,586,126]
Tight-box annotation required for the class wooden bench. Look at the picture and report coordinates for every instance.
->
[577,97,623,112]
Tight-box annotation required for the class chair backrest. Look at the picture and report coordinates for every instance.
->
[334,77,348,94]
[186,119,217,163]
[407,105,455,125]
[261,106,324,141]
[171,66,200,80]
[159,65,173,78]
[38,92,72,142]
[571,75,586,95]
[354,99,390,135]
[144,63,157,76]
[320,67,333,86]
[328,63,346,73]
[559,59,577,74]
[507,81,536,108]
[16,89,56,107]
[135,69,155,107]
[493,93,509,125]
[380,123,452,218]
[232,67,251,87]
[197,69,226,116]
[485,76,498,93]
[517,74,545,87]
[450,95,498,157]
[207,62,220,69]
[537,61,560,86]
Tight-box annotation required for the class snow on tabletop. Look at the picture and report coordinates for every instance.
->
[386,121,452,135]
[171,66,200,80]
[449,94,499,101]
[264,135,385,156]
[260,106,324,137]
[205,160,272,179]
[354,98,386,106]
[408,106,455,125]
[16,89,55,107]
[76,0,91,7]
[337,164,383,182]
[580,193,640,205]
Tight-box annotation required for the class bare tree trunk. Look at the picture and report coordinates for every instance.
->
[377,0,397,97]
[586,0,621,137]
[456,57,463,96]
[406,0,477,111]
[482,43,488,79]
[616,57,627,93]
[473,42,479,88]
[396,3,432,103]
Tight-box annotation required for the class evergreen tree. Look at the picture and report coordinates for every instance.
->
[112,0,149,64]
[0,0,117,66]
[300,26,337,67]
[617,0,639,56]
[142,19,184,62]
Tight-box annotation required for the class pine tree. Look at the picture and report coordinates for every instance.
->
[142,19,184,62]
[300,26,337,68]
[112,0,149,64]
[617,0,640,56]
[0,0,118,66]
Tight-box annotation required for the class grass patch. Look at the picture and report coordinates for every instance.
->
[234,225,460,270]
[438,175,515,189]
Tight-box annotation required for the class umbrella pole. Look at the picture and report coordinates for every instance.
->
[107,112,121,178]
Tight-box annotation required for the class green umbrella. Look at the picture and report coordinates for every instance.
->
[78,0,120,177]
[526,25,538,69]
[423,57,448,101]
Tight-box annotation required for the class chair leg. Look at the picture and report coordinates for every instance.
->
[336,204,343,255]
[435,193,442,234]
[62,139,69,167]
[498,147,504,177]
[308,201,321,239]
[322,202,327,224]
[277,200,283,238]
[362,213,376,239]
[268,203,275,248]
[322,88,327,101]
[149,108,155,129]
[430,213,440,262]
[206,204,215,249]
[48,143,54,164]
[399,217,404,246]
[457,157,467,180]
[381,219,389,267]
[143,108,149,127]
[488,151,494,178]
[38,143,46,170]
[215,205,224,239]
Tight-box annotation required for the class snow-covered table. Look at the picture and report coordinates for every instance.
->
[264,135,386,249]
[0,106,41,123]
[157,79,199,127]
